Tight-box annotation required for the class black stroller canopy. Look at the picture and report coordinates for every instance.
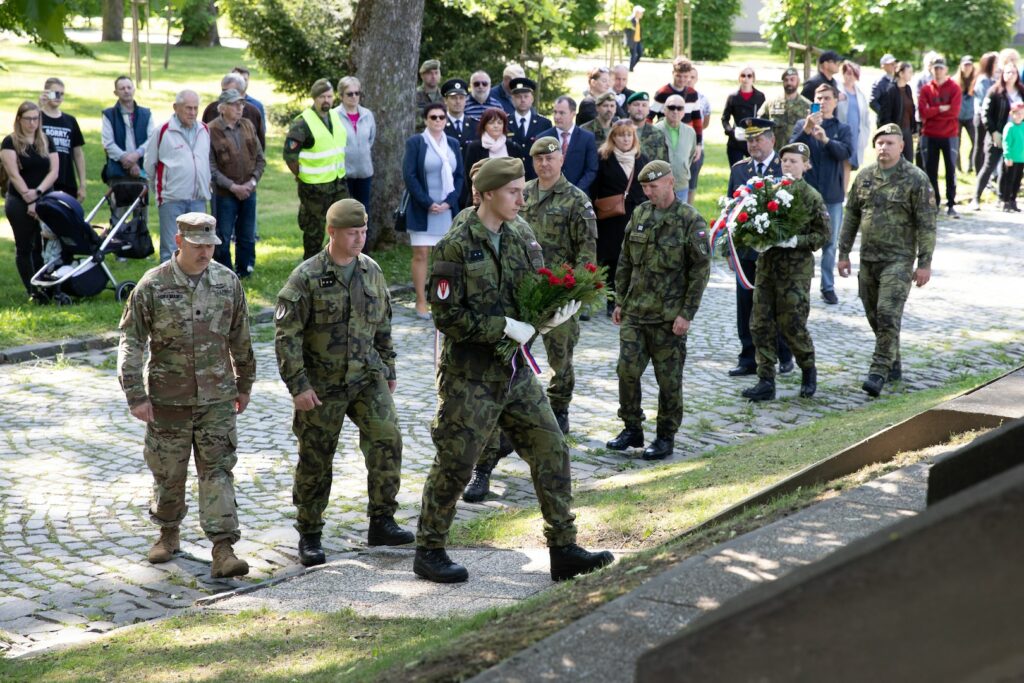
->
[36,191,101,256]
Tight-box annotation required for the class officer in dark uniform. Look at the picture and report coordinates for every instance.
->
[508,77,552,181]
[442,78,478,149]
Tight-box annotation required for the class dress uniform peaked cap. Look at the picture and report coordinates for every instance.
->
[740,117,775,138]
[327,199,368,229]
[441,79,469,97]
[177,212,221,245]
[474,157,525,191]
[530,136,561,156]
[510,77,536,93]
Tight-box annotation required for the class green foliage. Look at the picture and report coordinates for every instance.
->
[759,0,854,56]
[222,0,351,99]
[176,0,217,46]
[627,0,741,62]
[0,0,91,61]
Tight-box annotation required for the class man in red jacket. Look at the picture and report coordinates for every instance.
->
[919,57,962,217]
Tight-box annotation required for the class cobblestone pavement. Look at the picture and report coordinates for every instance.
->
[1,209,1022,655]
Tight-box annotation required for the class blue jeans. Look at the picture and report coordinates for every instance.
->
[675,188,690,203]
[819,202,844,293]
[158,199,207,262]
[214,192,257,275]
[345,176,372,220]
[688,153,703,191]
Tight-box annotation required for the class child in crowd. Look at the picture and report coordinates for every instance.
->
[1000,102,1024,212]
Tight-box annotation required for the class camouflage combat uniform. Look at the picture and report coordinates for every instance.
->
[761,95,812,153]
[615,200,710,439]
[283,115,349,260]
[580,118,613,146]
[274,250,402,535]
[750,179,832,379]
[117,257,255,543]
[637,123,670,162]
[418,209,578,549]
[839,158,936,377]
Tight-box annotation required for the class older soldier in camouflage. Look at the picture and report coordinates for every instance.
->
[761,68,812,154]
[743,142,832,402]
[607,160,711,461]
[117,212,255,578]
[462,138,598,503]
[284,79,349,261]
[627,92,670,162]
[275,199,413,567]
[581,91,618,146]
[415,156,614,584]
[839,123,936,397]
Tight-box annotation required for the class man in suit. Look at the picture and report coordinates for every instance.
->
[538,96,598,194]
[726,117,794,377]
[441,78,478,149]
[509,77,551,180]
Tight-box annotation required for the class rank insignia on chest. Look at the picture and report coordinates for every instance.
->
[319,274,337,288]
[637,224,645,232]
[436,279,450,300]
[468,249,484,262]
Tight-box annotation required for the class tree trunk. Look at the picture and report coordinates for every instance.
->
[102,0,124,42]
[350,0,425,251]
[206,1,221,47]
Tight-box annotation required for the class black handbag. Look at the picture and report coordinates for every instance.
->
[393,190,410,232]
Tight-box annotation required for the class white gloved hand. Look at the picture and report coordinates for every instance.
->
[751,243,768,254]
[503,317,536,344]
[992,132,1003,149]
[538,300,582,334]
[774,236,799,249]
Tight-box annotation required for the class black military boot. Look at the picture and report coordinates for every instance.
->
[606,427,643,451]
[497,430,515,459]
[642,435,674,460]
[799,367,817,398]
[553,409,570,435]
[367,515,414,546]
[888,360,902,382]
[741,378,776,402]
[414,547,469,583]
[550,544,615,581]
[778,358,796,374]
[462,464,494,503]
[862,373,885,397]
[298,532,325,567]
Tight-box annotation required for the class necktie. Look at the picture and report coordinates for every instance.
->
[756,162,764,177]
[455,120,461,134]
[519,117,526,132]
[561,131,570,155]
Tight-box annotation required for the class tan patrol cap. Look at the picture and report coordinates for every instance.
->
[177,212,220,245]
[779,142,810,159]
[474,157,525,192]
[420,59,441,73]
[595,91,617,106]
[326,198,368,229]
[638,160,673,183]
[873,123,903,143]
[310,78,332,98]
[530,136,561,157]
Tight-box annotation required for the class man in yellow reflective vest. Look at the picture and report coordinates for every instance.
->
[284,78,349,260]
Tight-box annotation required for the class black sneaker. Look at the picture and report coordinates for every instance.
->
[367,515,414,546]
[862,373,885,398]
[298,533,326,567]
[606,427,644,450]
[946,206,960,219]
[741,378,776,402]
[642,436,674,460]
[821,290,839,305]
[462,465,493,503]
[414,547,468,583]
[550,544,615,581]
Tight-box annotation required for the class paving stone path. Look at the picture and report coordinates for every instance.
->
[1,209,1021,655]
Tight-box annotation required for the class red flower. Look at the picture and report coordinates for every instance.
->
[595,281,605,289]
[781,179,792,186]
[732,189,742,198]
[584,263,598,273]
[767,201,779,212]
[538,267,553,276]
[564,280,575,289]
[754,181,765,189]
[548,276,562,286]
[736,212,749,223]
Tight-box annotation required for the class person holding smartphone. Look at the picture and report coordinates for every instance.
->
[38,77,86,203]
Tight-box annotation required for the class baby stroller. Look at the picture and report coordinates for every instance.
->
[30,183,150,305]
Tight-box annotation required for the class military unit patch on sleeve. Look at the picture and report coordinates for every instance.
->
[436,279,450,300]
[275,303,288,320]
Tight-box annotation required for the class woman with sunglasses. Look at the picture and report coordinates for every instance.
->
[336,76,376,228]
[402,102,465,319]
[722,67,766,166]
[2,102,59,303]
[38,77,86,203]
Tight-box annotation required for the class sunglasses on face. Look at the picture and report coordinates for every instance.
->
[472,81,489,87]
[345,91,361,96]
[427,114,446,121]
[740,73,754,78]
[666,105,684,111]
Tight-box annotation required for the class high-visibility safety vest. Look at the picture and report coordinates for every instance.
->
[298,109,347,184]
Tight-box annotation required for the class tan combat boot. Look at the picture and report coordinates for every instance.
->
[211,539,249,578]
[147,527,180,564]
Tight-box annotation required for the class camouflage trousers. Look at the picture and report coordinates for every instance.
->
[417,368,577,549]
[297,179,348,261]
[144,401,240,543]
[543,317,580,413]
[617,318,687,437]
[292,377,403,535]
[751,252,816,380]
[859,260,913,377]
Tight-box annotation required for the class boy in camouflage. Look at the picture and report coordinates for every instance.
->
[743,142,832,402]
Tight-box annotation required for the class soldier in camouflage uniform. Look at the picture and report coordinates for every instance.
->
[743,142,832,402]
[414,156,614,584]
[580,91,618,146]
[627,92,670,162]
[838,123,936,397]
[284,79,349,261]
[761,68,812,154]
[606,160,711,461]
[274,199,413,567]
[461,138,598,503]
[117,212,255,578]
[415,59,443,114]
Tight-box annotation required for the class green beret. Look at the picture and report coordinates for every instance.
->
[326,198,368,229]
[420,59,441,73]
[474,157,525,192]
[311,78,332,98]
[638,160,673,184]
[530,136,561,157]
[873,123,903,143]
[779,142,810,160]
[177,212,220,245]
[626,91,650,105]
[595,91,617,106]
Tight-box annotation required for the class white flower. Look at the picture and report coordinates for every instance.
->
[776,189,794,206]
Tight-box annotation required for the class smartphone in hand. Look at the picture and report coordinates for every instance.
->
[810,102,821,115]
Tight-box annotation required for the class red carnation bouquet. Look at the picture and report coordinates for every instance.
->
[496,262,608,362]
[710,175,811,252]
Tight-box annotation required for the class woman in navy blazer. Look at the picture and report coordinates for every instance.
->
[403,102,464,318]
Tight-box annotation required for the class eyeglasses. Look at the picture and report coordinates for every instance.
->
[427,114,446,121]
[345,91,361,97]
[21,115,40,122]
[472,81,489,87]
[740,73,754,78]
[666,105,684,111]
